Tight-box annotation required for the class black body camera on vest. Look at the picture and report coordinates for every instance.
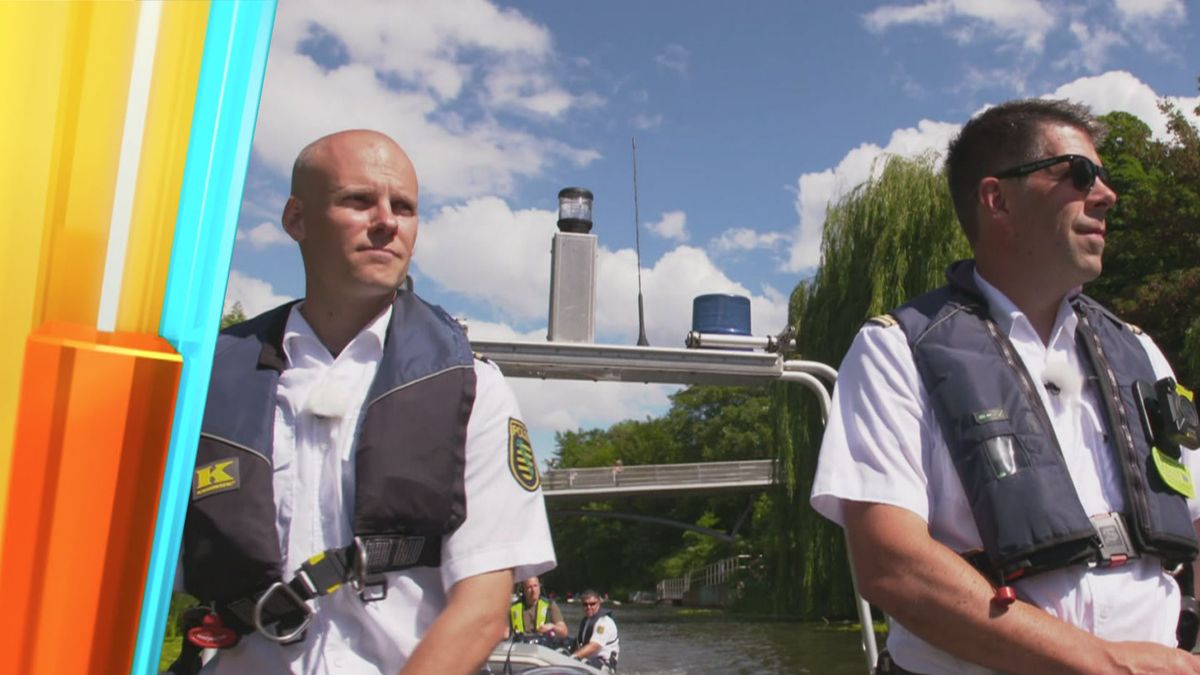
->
[1133,377,1200,456]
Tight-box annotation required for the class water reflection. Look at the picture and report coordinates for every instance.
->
[558,603,873,675]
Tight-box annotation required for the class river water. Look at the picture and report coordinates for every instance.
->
[558,603,877,675]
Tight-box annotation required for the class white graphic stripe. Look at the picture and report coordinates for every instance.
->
[97,1,162,331]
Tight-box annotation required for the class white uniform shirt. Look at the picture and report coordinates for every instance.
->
[203,304,556,674]
[811,272,1200,675]
[585,615,619,663]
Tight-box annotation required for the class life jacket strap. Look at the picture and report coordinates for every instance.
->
[218,534,441,643]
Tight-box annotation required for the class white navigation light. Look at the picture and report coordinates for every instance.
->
[557,187,593,234]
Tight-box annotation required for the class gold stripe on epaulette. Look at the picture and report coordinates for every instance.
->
[1126,322,1143,335]
[867,314,898,328]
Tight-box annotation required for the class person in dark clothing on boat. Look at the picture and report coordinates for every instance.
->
[572,589,619,670]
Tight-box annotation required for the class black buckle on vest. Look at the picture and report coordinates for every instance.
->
[1090,512,1138,567]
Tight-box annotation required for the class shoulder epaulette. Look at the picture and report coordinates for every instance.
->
[473,351,495,365]
[1126,322,1143,335]
[867,313,898,328]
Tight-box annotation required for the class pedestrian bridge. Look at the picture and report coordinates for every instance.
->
[541,459,776,502]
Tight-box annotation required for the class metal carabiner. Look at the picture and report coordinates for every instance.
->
[253,581,313,643]
[349,536,369,593]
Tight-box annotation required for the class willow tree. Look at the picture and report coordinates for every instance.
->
[767,152,969,617]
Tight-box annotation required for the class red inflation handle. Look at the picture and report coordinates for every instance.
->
[188,613,240,649]
[992,585,1017,606]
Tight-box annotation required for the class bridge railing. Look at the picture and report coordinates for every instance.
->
[543,459,775,492]
[655,554,758,602]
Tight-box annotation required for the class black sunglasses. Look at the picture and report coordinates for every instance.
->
[994,154,1111,192]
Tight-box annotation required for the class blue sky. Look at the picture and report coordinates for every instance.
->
[226,0,1200,454]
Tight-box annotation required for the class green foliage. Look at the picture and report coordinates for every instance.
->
[220,302,248,329]
[159,593,198,671]
[1090,101,1200,387]
[549,385,771,596]
[768,152,968,618]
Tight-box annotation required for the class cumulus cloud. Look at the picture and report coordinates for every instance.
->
[249,0,600,204]
[237,221,292,249]
[224,270,294,317]
[711,227,788,253]
[782,71,1197,275]
[1049,71,1200,141]
[784,119,960,272]
[645,210,688,242]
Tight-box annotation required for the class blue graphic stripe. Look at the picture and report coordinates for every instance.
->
[132,2,276,673]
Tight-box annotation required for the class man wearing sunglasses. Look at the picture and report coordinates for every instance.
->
[812,99,1200,674]
[572,590,619,671]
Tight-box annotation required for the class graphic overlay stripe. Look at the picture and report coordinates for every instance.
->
[131,2,277,673]
[96,1,161,332]
[114,0,211,334]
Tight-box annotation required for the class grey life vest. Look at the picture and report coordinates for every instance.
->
[181,291,475,622]
[890,260,1197,580]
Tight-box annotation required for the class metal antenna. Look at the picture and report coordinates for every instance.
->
[632,136,650,346]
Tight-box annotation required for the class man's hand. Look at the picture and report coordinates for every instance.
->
[400,568,513,674]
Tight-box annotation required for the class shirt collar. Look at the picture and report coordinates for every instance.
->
[972,267,1078,347]
[282,300,392,364]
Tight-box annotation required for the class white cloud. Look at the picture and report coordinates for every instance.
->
[782,71,1199,275]
[1113,0,1184,23]
[711,227,788,253]
[1049,71,1200,141]
[249,0,601,204]
[654,44,690,77]
[645,210,688,242]
[784,119,960,272]
[863,0,1055,52]
[1067,21,1126,73]
[237,221,292,249]
[417,196,557,322]
[224,270,294,317]
[508,379,676,438]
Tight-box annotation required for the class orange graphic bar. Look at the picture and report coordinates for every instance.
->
[0,322,182,675]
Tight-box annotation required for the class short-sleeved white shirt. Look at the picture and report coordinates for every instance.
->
[811,272,1200,675]
[201,304,556,674]
[586,615,619,662]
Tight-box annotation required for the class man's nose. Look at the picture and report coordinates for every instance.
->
[370,197,399,231]
[1089,176,1117,211]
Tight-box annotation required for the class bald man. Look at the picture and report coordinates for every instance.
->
[176,130,556,675]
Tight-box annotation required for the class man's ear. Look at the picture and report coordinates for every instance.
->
[978,177,1008,220]
[282,196,304,242]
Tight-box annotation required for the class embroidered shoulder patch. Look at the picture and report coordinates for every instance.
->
[867,314,897,328]
[194,457,240,500]
[596,624,605,634]
[508,418,541,491]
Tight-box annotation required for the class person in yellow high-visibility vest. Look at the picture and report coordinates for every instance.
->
[509,576,568,636]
